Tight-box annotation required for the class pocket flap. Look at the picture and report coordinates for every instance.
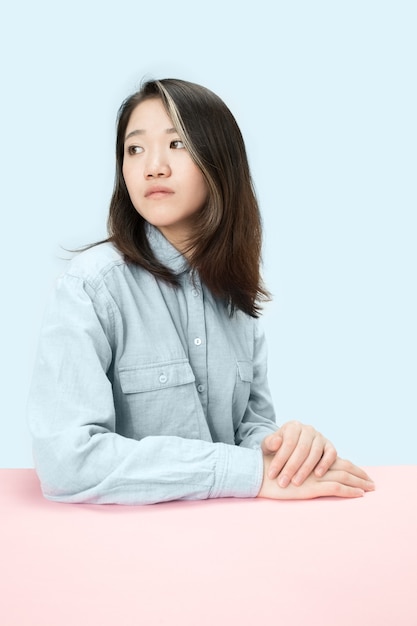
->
[119,360,196,394]
[237,360,253,383]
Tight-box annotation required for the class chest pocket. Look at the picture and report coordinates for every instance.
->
[118,359,201,439]
[119,359,196,393]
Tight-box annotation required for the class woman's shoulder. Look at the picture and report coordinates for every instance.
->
[63,242,126,286]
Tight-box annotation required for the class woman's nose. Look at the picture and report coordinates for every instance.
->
[144,152,171,178]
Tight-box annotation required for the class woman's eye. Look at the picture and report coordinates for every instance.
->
[170,140,185,149]
[127,145,143,155]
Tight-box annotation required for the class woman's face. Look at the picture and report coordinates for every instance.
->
[122,98,208,252]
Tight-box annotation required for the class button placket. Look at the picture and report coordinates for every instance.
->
[184,273,208,414]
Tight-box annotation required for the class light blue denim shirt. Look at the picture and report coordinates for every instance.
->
[28,226,277,504]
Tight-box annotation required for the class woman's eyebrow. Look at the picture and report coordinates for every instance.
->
[124,127,177,141]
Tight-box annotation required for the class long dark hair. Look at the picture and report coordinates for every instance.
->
[108,78,270,317]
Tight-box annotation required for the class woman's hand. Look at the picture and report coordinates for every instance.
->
[261,421,337,487]
[257,456,375,500]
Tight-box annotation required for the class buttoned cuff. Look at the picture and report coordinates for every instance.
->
[210,444,263,499]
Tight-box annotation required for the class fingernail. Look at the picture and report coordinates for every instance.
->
[278,475,289,488]
[366,481,375,490]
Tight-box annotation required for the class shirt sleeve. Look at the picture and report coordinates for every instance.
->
[27,273,263,505]
[234,320,278,449]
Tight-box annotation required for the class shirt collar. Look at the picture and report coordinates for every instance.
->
[145,224,190,276]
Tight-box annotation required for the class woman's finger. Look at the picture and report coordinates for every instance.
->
[261,432,283,455]
[273,425,318,486]
[267,422,303,480]
[320,468,375,492]
[328,458,375,483]
[316,481,366,499]
[314,440,338,477]
[290,435,329,485]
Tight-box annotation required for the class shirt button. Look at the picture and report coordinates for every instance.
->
[159,374,167,384]
[197,384,204,393]
[194,338,202,346]
[192,289,199,297]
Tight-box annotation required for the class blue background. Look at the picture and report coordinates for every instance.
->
[1,0,416,467]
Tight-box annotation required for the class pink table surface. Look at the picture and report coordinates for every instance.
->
[1,467,416,626]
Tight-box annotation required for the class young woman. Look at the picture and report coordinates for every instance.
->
[27,78,374,504]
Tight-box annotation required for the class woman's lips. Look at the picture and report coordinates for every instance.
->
[145,186,174,199]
